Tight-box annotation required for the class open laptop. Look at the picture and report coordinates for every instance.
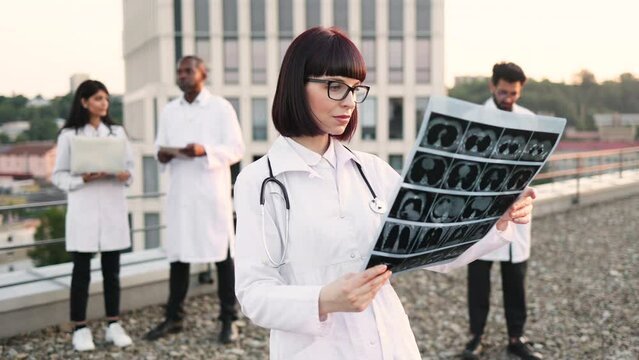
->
[70,137,127,174]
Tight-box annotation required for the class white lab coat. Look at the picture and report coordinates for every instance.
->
[234,136,515,360]
[155,89,245,263]
[53,123,134,252]
[479,98,534,263]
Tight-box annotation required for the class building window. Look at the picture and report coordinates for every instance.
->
[144,213,161,249]
[389,97,403,140]
[143,156,159,194]
[252,98,268,141]
[251,0,267,84]
[416,0,431,84]
[361,39,376,84]
[226,97,240,126]
[223,0,239,84]
[174,0,183,65]
[360,96,377,140]
[361,0,376,83]
[306,0,321,28]
[278,0,294,64]
[333,0,348,32]
[194,0,210,65]
[388,1,403,83]
[415,97,430,138]
[388,154,404,173]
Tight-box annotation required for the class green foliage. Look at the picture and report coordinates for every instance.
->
[0,92,123,142]
[448,72,639,131]
[27,207,71,267]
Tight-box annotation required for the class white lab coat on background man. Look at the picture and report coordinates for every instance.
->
[155,88,245,263]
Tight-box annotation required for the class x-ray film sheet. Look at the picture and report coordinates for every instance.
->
[365,96,566,273]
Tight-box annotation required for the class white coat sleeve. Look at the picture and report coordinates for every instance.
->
[424,224,515,273]
[52,131,85,192]
[234,169,333,336]
[202,100,245,169]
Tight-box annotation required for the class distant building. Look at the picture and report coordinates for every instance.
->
[26,96,50,108]
[123,0,445,251]
[0,121,30,141]
[0,142,57,181]
[593,113,639,142]
[70,73,90,93]
[0,219,41,273]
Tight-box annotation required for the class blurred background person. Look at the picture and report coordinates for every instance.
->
[52,80,134,352]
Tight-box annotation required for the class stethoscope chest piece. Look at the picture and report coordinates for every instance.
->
[370,197,387,214]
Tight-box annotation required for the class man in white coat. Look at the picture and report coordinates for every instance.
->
[145,56,245,343]
[462,62,542,360]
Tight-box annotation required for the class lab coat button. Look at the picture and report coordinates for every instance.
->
[350,253,356,259]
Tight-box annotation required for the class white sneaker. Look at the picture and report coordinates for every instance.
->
[72,327,95,351]
[105,322,133,347]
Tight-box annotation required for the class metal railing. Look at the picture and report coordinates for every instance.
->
[531,146,639,203]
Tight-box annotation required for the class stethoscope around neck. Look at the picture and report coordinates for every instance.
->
[259,155,387,268]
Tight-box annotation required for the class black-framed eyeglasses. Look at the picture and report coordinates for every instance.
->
[306,78,370,103]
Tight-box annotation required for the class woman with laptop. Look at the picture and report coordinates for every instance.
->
[52,80,134,351]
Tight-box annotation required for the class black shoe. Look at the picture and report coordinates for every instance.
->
[144,318,183,341]
[507,337,543,360]
[462,335,483,359]
[218,320,239,344]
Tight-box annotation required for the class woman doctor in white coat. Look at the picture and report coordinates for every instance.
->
[233,27,536,360]
[53,80,134,351]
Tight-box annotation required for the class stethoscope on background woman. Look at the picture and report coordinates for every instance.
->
[260,155,387,267]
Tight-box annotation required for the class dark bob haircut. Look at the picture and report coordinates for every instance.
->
[272,26,367,141]
[62,80,115,132]
[491,62,527,85]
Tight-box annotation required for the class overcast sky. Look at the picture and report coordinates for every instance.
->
[1,0,637,97]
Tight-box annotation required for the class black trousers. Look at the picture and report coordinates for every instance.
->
[70,251,121,322]
[467,259,527,338]
[165,251,238,322]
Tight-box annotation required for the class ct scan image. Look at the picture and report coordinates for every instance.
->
[467,220,497,241]
[475,163,512,192]
[420,114,470,153]
[389,188,435,222]
[439,223,472,247]
[504,165,540,191]
[366,254,405,270]
[443,159,484,191]
[459,123,502,158]
[460,195,494,221]
[405,152,450,188]
[486,194,518,218]
[410,226,449,253]
[428,194,468,223]
[374,222,422,255]
[491,129,532,160]
[520,131,560,162]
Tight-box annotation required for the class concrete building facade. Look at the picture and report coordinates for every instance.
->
[122,0,445,251]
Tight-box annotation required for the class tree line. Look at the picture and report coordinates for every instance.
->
[0,93,122,143]
[448,71,639,130]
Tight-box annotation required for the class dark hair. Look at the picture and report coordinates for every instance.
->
[491,62,527,85]
[178,55,207,72]
[62,80,115,132]
[272,26,367,141]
